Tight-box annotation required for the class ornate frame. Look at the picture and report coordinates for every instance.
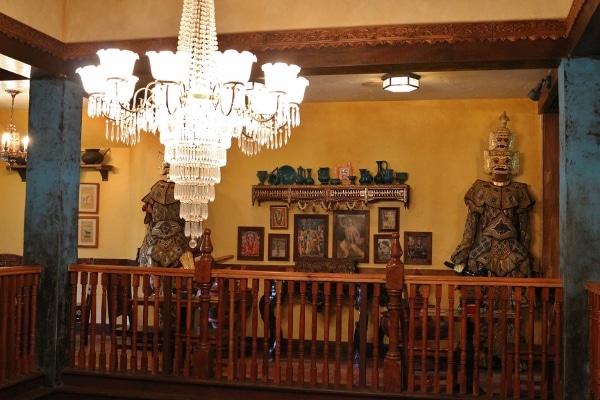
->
[237,226,265,261]
[268,233,290,261]
[404,231,432,265]
[332,210,369,263]
[293,214,329,260]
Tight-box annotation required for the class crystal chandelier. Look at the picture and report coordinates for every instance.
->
[1,90,29,165]
[76,0,309,247]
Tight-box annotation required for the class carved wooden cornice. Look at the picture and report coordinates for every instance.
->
[0,13,569,61]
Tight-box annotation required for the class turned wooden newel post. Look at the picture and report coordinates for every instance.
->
[383,232,405,392]
[193,229,215,379]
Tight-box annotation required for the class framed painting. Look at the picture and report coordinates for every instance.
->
[237,226,265,261]
[404,231,432,265]
[268,233,290,261]
[270,205,289,229]
[293,214,328,260]
[78,216,99,248]
[378,207,399,232]
[79,183,99,214]
[373,234,393,264]
[332,210,369,263]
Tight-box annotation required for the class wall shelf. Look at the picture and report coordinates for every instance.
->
[252,184,410,210]
[6,164,113,182]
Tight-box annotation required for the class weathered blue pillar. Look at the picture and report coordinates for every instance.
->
[559,57,600,400]
[24,77,82,387]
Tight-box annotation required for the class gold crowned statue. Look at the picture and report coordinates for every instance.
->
[450,112,535,278]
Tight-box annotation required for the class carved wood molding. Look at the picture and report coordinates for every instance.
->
[0,13,568,61]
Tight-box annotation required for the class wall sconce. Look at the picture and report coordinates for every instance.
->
[382,73,421,93]
[528,72,552,101]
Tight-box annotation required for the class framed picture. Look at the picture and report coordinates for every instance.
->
[378,207,399,231]
[78,216,99,248]
[404,231,432,265]
[270,205,289,229]
[332,210,369,263]
[336,164,353,181]
[79,183,99,214]
[268,233,290,261]
[237,226,265,261]
[373,234,393,264]
[293,214,328,260]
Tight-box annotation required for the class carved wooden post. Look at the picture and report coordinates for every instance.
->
[193,229,215,379]
[383,232,405,392]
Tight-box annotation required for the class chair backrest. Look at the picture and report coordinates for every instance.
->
[0,253,23,267]
[293,257,357,274]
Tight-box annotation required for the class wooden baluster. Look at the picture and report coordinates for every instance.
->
[499,286,509,397]
[486,286,497,395]
[286,280,295,384]
[472,285,482,396]
[173,276,182,376]
[513,287,522,398]
[68,271,78,368]
[108,273,119,372]
[446,284,455,395]
[371,283,381,390]
[193,229,215,379]
[78,272,88,369]
[6,275,16,378]
[119,274,130,373]
[346,283,355,389]
[183,277,193,378]
[541,286,550,400]
[130,274,140,374]
[310,280,318,386]
[239,279,249,381]
[99,273,108,371]
[527,286,536,398]
[299,280,307,385]
[273,280,283,384]
[261,278,272,382]
[553,288,563,397]
[334,281,343,388]
[250,278,259,382]
[322,281,331,386]
[228,278,237,380]
[383,232,405,393]
[358,281,369,388]
[1,275,8,381]
[458,285,468,395]
[419,284,429,393]
[88,272,98,370]
[151,277,160,375]
[407,284,416,392]
[161,274,173,375]
[433,284,442,393]
[215,276,225,379]
[141,274,150,373]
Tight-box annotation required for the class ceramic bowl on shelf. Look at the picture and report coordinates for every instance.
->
[395,172,408,184]
[329,178,341,185]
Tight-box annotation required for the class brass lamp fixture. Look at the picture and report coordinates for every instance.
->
[527,71,552,101]
[1,90,28,165]
[382,73,421,93]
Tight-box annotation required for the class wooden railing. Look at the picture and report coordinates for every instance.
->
[0,265,41,383]
[587,281,600,400]
[65,231,564,398]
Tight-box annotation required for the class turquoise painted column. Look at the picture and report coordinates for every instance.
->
[559,57,600,399]
[23,77,83,387]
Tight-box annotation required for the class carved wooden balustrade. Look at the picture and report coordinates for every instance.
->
[64,231,564,399]
[0,265,41,384]
[587,281,600,400]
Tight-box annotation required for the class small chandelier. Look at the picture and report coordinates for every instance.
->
[76,0,309,246]
[382,73,420,93]
[1,90,29,165]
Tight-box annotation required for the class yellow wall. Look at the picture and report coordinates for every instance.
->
[0,98,543,273]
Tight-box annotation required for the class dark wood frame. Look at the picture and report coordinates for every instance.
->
[373,234,393,264]
[78,216,99,248]
[267,233,290,261]
[270,205,289,229]
[79,183,99,214]
[404,231,432,265]
[237,226,265,261]
[293,214,329,260]
[378,207,399,232]
[332,210,370,263]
